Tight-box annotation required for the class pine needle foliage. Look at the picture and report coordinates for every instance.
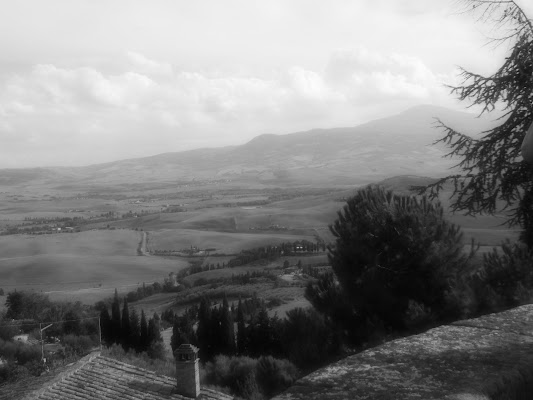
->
[311,185,475,340]
[414,0,533,244]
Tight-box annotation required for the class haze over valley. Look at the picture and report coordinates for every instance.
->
[0,104,518,313]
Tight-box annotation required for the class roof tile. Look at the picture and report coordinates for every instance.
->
[1,352,232,400]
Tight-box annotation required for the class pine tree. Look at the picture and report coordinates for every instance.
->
[416,0,533,246]
[111,289,121,344]
[307,185,474,343]
[140,309,149,352]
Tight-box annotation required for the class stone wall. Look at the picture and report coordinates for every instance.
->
[273,305,533,400]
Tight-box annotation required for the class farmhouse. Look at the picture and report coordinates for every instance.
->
[0,345,232,400]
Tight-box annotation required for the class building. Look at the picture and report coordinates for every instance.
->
[0,345,232,400]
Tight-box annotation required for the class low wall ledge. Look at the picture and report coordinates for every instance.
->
[273,304,533,400]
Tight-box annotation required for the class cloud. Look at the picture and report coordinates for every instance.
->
[126,52,173,77]
[324,47,453,103]
[0,49,459,167]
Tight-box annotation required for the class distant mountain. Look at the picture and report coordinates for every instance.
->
[0,105,499,190]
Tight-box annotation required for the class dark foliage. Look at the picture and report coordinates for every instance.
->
[414,0,533,246]
[121,298,132,352]
[111,289,121,345]
[307,186,475,344]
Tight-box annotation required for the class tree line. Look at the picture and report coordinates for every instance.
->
[98,289,165,359]
[170,295,340,373]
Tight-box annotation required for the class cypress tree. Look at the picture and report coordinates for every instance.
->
[121,298,132,351]
[170,312,195,353]
[171,315,182,353]
[236,299,246,355]
[248,308,271,357]
[197,297,211,360]
[220,294,235,355]
[147,313,165,359]
[148,312,162,345]
[140,309,149,352]
[129,307,140,352]
[99,306,112,346]
[111,289,121,344]
[209,306,222,359]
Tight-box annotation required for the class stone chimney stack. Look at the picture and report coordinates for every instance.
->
[175,344,200,398]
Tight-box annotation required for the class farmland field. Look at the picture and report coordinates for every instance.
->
[0,230,188,303]
[149,229,318,254]
[0,175,524,313]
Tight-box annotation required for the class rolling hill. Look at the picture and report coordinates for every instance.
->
[0,105,500,190]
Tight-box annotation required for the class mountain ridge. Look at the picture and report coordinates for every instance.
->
[0,105,498,189]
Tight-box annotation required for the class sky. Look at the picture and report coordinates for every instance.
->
[0,0,531,168]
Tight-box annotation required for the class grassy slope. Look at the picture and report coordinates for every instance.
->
[0,230,189,302]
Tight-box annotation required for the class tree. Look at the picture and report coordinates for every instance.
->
[147,313,162,345]
[129,308,140,352]
[416,0,533,246]
[98,306,112,346]
[5,291,50,320]
[197,298,212,360]
[121,298,132,352]
[147,313,165,359]
[282,308,340,371]
[63,310,81,336]
[171,311,196,353]
[111,289,121,344]
[140,310,149,352]
[307,185,475,343]
[248,308,272,358]
[219,295,235,355]
[236,300,247,355]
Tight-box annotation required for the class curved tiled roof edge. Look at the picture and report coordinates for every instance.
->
[20,351,101,400]
[273,304,533,400]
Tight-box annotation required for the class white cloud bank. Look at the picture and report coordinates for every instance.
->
[0,47,460,167]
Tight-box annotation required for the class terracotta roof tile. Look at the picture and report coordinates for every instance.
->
[0,353,232,400]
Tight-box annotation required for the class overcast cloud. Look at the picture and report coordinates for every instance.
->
[0,0,530,167]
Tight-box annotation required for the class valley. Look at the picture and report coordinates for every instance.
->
[0,105,518,318]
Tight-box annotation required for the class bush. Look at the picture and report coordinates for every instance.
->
[204,355,299,399]
[255,356,299,397]
[476,240,533,309]
[0,322,19,341]
[205,355,260,399]
[147,340,166,360]
[282,308,340,371]
[62,334,95,356]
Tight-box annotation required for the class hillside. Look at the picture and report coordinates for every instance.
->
[0,105,499,191]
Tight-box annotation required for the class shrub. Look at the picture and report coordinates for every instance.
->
[62,334,95,356]
[0,322,19,341]
[204,354,299,399]
[103,344,176,376]
[255,356,299,397]
[284,307,342,370]
[477,240,533,308]
[205,355,260,399]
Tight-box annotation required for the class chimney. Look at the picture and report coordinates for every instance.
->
[175,344,200,398]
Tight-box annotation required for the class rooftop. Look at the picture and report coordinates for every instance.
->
[0,353,232,400]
